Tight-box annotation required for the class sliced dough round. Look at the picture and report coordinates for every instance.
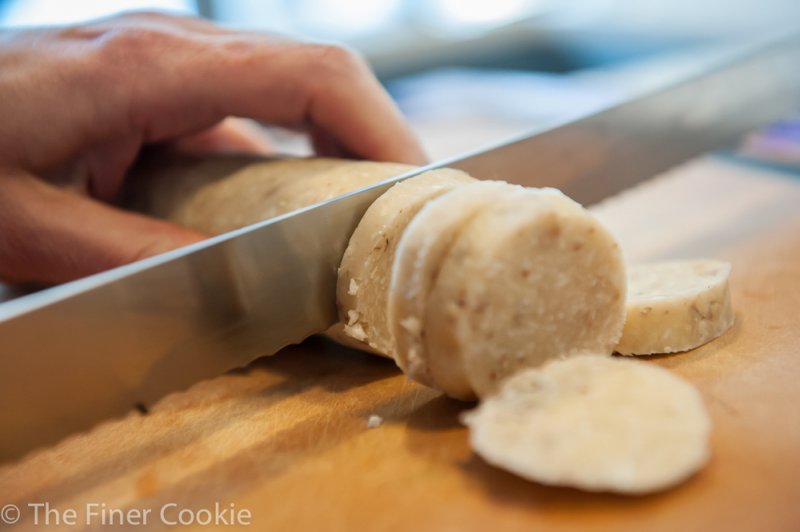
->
[389,181,526,395]
[616,259,734,355]
[337,169,476,356]
[425,189,626,399]
[463,355,711,494]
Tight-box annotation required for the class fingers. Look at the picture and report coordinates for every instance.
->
[113,13,427,163]
[310,126,357,159]
[111,31,427,164]
[0,170,205,284]
[51,118,274,203]
[169,117,274,156]
[300,48,428,164]
[1,13,427,177]
[0,12,428,285]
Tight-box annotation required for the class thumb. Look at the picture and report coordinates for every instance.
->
[0,170,205,284]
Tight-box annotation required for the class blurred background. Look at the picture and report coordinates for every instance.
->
[1,0,798,161]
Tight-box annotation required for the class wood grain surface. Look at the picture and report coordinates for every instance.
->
[1,155,799,531]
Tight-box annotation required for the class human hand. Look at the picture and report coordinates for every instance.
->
[0,11,426,284]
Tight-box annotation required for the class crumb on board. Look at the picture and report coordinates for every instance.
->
[367,415,383,428]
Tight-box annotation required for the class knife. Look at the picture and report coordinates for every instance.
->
[1,31,798,461]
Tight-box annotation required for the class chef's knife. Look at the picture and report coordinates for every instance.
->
[1,31,798,461]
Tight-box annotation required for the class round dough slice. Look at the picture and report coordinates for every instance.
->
[389,181,526,396]
[462,355,711,494]
[337,169,476,356]
[616,259,734,355]
[425,188,626,399]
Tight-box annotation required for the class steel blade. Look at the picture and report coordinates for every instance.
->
[449,31,800,204]
[0,188,394,460]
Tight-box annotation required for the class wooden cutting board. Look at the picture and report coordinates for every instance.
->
[1,155,799,531]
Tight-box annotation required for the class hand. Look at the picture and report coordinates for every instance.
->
[0,11,426,284]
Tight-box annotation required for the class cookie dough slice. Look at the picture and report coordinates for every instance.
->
[426,189,627,399]
[617,259,734,355]
[337,169,476,356]
[389,181,527,396]
[463,355,711,494]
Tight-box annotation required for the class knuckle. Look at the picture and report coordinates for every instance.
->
[61,11,173,43]
[310,43,366,77]
[98,26,172,53]
[107,10,211,30]
[103,10,173,25]
[116,10,173,22]
[81,13,212,72]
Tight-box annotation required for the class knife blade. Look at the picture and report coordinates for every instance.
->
[1,31,798,461]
